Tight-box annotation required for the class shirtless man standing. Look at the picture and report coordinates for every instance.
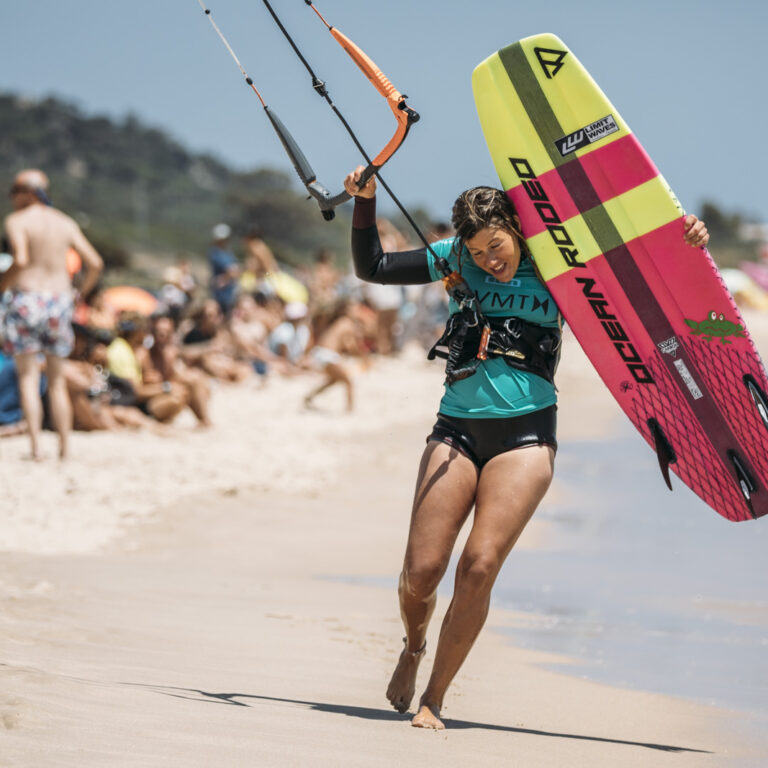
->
[2,169,103,459]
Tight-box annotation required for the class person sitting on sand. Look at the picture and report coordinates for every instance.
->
[303,299,367,412]
[63,326,158,432]
[0,351,35,438]
[148,314,212,426]
[176,257,199,303]
[361,218,409,355]
[343,165,710,730]
[73,285,117,332]
[268,302,311,369]
[308,248,341,313]
[180,299,252,383]
[227,293,280,378]
[159,266,192,321]
[106,313,188,423]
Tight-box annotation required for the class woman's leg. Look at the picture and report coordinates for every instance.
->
[179,368,212,426]
[145,384,188,423]
[304,362,354,411]
[387,439,479,713]
[110,405,166,432]
[199,352,234,382]
[413,444,555,729]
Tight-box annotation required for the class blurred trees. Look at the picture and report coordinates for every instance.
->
[700,200,765,269]
[1,92,765,277]
[0,92,351,271]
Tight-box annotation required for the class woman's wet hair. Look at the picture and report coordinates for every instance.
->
[450,187,523,269]
[452,187,521,242]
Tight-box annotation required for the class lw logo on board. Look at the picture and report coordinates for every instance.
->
[555,115,619,156]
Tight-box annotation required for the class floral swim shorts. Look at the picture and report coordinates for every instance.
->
[1,290,74,358]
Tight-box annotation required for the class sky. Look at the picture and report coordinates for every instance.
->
[1,0,766,224]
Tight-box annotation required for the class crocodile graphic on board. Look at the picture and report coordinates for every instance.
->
[684,311,747,344]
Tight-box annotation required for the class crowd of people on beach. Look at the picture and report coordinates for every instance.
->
[0,168,451,459]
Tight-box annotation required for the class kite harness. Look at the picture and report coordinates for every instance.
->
[427,308,561,386]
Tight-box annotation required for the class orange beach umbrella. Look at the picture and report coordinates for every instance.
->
[102,286,159,316]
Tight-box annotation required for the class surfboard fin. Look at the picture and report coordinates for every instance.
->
[647,418,677,491]
[744,374,768,430]
[728,450,757,519]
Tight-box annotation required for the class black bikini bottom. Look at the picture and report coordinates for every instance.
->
[427,406,557,469]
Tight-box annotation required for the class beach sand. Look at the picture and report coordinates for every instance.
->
[2,314,768,766]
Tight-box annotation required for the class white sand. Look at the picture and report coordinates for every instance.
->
[1,317,768,765]
[0,350,441,554]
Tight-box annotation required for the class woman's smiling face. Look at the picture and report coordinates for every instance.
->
[464,226,522,283]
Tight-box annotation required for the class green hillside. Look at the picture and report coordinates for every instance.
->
[0,92,351,274]
[0,92,761,279]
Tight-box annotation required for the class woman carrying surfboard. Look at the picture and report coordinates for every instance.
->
[343,166,708,730]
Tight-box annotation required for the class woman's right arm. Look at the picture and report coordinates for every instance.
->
[345,168,434,286]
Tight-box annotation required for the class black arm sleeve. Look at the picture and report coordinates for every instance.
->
[351,196,434,285]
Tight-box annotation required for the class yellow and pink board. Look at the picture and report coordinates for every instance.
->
[473,34,768,521]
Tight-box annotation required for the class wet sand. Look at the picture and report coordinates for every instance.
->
[2,320,768,766]
[494,425,768,717]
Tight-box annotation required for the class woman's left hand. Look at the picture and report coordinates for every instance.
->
[684,214,709,248]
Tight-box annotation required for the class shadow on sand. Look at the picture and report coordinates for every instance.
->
[128,682,711,754]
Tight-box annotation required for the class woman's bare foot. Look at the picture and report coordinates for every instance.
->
[386,638,426,713]
[411,701,444,730]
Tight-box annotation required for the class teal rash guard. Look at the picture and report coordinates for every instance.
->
[350,196,561,419]
[427,237,560,418]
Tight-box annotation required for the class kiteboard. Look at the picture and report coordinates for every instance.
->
[472,34,768,522]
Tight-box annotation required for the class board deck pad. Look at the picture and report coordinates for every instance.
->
[473,34,768,521]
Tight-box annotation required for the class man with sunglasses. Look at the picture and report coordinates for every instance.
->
[2,169,103,459]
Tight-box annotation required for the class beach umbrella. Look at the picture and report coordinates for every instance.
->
[102,286,159,316]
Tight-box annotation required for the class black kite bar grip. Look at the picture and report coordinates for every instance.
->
[265,107,384,221]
